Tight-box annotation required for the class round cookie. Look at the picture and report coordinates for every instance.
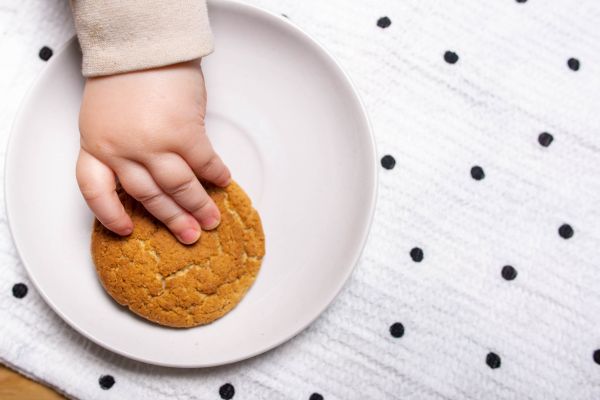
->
[91,181,265,328]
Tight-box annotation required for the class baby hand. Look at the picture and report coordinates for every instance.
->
[76,60,230,244]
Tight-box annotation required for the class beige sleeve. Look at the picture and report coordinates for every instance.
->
[70,0,213,77]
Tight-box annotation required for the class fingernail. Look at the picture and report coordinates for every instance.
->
[179,228,200,244]
[203,214,221,230]
[122,226,133,236]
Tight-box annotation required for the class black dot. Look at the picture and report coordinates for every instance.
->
[593,350,600,365]
[515,0,527,3]
[558,224,574,239]
[38,46,53,61]
[12,283,28,299]
[281,13,288,18]
[219,383,235,399]
[98,375,115,390]
[410,247,424,262]
[389,322,404,338]
[501,265,518,281]
[470,166,485,180]
[538,132,553,147]
[486,352,501,369]
[309,393,324,400]
[381,155,396,170]
[377,17,391,29]
[444,51,459,64]
[567,58,580,71]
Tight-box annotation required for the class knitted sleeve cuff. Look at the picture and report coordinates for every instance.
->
[70,0,213,77]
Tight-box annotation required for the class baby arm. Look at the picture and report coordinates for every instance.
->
[70,0,228,244]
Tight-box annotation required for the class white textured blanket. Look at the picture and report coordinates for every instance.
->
[1,0,600,399]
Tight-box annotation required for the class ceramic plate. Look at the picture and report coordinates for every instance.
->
[5,0,376,367]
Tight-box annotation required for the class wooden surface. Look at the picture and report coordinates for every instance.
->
[0,365,65,400]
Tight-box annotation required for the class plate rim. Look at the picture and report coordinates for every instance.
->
[4,0,379,368]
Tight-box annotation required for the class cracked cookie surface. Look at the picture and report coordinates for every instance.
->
[91,181,265,328]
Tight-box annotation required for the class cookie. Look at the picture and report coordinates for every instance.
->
[91,181,265,328]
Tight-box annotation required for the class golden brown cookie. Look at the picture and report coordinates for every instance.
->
[91,181,265,328]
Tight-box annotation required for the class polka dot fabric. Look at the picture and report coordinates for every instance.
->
[219,383,235,399]
[1,1,600,399]
[98,375,115,390]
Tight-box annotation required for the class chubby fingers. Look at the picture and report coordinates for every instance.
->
[76,149,133,235]
[144,153,221,230]
[115,160,202,244]
[179,135,231,187]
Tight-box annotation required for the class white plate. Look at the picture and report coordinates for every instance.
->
[5,0,376,367]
